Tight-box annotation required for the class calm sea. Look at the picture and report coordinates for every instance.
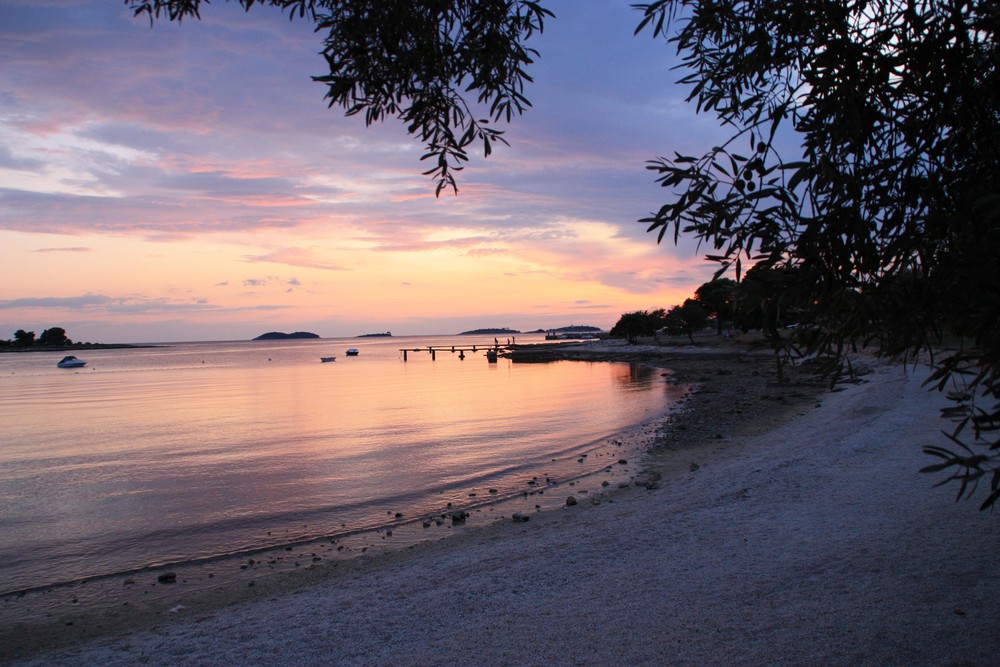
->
[0,334,679,597]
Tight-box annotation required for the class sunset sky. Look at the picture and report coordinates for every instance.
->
[1,0,730,344]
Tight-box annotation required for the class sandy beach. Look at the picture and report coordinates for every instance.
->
[5,342,1000,666]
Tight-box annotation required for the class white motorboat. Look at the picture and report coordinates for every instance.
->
[57,355,86,368]
[345,348,359,356]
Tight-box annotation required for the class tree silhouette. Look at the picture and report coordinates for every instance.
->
[610,309,667,343]
[13,330,35,348]
[695,278,737,336]
[38,327,72,346]
[635,0,1000,507]
[128,0,552,195]
[664,299,707,344]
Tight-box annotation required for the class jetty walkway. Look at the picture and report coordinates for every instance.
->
[398,344,511,361]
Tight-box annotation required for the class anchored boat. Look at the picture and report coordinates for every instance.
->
[56,355,86,368]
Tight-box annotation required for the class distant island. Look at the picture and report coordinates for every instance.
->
[357,331,392,337]
[253,331,320,340]
[1,326,140,352]
[517,326,607,334]
[458,328,520,335]
[546,325,602,332]
[543,325,604,340]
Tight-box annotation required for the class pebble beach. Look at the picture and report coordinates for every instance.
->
[5,340,999,666]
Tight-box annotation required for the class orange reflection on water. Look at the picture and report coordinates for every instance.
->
[0,346,677,595]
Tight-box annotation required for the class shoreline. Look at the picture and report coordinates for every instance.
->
[0,344,153,355]
[1,341,821,662]
[0,409,662,628]
[9,340,998,665]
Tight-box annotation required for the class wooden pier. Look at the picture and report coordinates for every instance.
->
[399,345,509,362]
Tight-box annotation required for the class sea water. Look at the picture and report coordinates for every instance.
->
[0,334,678,597]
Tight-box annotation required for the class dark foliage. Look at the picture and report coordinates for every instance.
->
[663,299,707,344]
[13,329,35,348]
[2,327,77,349]
[635,0,1000,507]
[127,0,552,195]
[694,277,736,334]
[610,309,668,343]
[38,327,72,346]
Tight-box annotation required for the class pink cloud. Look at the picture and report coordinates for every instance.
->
[33,246,93,253]
[243,248,344,271]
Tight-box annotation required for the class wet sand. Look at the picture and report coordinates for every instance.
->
[5,341,999,665]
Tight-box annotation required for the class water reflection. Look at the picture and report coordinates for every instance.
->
[0,336,677,594]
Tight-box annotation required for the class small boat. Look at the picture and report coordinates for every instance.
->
[345,348,359,356]
[57,355,86,368]
[320,356,336,363]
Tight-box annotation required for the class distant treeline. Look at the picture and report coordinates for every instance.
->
[0,327,139,352]
[2,327,77,349]
[545,325,601,332]
[459,326,602,335]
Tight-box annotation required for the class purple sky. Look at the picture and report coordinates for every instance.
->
[0,1,731,343]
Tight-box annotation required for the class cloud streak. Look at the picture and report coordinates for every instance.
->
[0,294,113,309]
[0,0,724,341]
[34,246,93,253]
